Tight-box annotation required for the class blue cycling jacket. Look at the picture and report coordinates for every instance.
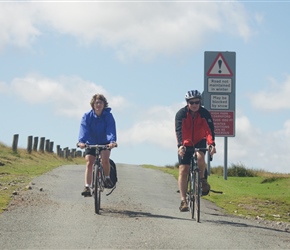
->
[78,108,117,145]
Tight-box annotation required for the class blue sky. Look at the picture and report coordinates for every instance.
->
[1,0,290,173]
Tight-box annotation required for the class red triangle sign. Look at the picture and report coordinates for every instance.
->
[207,53,233,76]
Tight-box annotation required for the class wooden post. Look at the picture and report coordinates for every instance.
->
[12,134,19,152]
[71,149,76,158]
[45,139,50,152]
[56,145,61,157]
[49,141,54,153]
[64,147,69,158]
[27,136,33,153]
[76,150,82,157]
[39,137,45,152]
[33,137,39,151]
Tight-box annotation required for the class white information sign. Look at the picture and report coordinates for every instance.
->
[208,78,232,93]
[211,95,229,109]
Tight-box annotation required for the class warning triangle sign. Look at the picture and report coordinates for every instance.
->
[207,53,233,76]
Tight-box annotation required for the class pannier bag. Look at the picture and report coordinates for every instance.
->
[108,159,117,189]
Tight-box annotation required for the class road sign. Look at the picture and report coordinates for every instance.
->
[207,53,233,77]
[204,51,236,137]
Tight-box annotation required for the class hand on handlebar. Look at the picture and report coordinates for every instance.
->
[107,142,118,149]
[77,142,86,149]
[208,145,216,156]
[178,146,186,157]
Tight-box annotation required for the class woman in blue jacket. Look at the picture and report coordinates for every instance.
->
[78,94,117,197]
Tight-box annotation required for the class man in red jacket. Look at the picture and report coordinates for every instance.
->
[175,90,216,212]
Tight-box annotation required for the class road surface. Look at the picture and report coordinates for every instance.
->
[0,164,289,249]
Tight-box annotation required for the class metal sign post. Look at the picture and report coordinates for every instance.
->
[204,51,236,180]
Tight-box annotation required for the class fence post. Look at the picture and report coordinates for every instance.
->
[56,145,61,156]
[63,147,69,158]
[45,139,50,152]
[71,149,76,158]
[49,141,54,153]
[27,136,33,153]
[39,137,45,152]
[33,137,39,151]
[76,150,82,157]
[12,134,19,152]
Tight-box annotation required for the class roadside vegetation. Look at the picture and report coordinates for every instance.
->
[0,143,84,213]
[143,163,290,223]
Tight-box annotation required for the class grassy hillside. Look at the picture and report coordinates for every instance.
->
[143,164,290,223]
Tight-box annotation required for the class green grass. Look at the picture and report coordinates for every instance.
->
[0,143,84,212]
[143,164,290,223]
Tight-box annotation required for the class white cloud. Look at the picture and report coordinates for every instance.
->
[118,106,290,173]
[119,105,177,148]
[0,3,40,50]
[250,74,290,111]
[0,1,255,59]
[213,113,290,173]
[7,74,128,118]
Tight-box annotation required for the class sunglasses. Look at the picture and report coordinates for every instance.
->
[188,101,200,105]
[94,101,104,105]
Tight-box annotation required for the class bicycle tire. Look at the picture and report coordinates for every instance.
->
[188,173,194,219]
[194,170,201,222]
[187,173,194,218]
[95,166,101,214]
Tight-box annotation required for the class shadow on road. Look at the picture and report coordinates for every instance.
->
[100,208,190,221]
[205,218,290,234]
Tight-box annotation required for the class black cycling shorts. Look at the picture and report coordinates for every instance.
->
[85,147,110,157]
[178,139,207,165]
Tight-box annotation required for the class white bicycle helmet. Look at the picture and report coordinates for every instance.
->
[185,90,201,101]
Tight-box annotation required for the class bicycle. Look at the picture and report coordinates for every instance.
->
[77,143,117,214]
[186,146,212,222]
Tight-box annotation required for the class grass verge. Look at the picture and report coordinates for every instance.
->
[143,164,290,223]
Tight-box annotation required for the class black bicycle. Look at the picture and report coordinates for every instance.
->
[187,147,212,222]
[78,143,117,214]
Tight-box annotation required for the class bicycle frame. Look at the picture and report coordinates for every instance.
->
[86,144,108,214]
[187,147,209,222]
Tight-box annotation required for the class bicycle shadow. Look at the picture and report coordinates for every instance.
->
[100,208,190,221]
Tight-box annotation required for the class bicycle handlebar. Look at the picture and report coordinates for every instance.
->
[76,143,118,149]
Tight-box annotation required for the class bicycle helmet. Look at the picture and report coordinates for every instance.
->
[185,90,201,101]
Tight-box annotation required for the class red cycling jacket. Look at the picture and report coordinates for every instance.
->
[175,105,215,147]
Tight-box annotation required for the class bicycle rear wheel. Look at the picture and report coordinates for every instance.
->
[94,166,101,214]
[194,170,201,222]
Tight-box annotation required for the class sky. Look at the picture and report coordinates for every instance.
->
[1,0,290,174]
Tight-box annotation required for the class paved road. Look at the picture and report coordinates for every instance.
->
[0,164,289,249]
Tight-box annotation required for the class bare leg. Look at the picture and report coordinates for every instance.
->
[85,155,95,186]
[100,150,111,176]
[178,164,190,200]
[197,151,206,179]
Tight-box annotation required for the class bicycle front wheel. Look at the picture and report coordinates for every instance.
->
[187,173,194,219]
[194,170,201,222]
[94,166,101,214]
